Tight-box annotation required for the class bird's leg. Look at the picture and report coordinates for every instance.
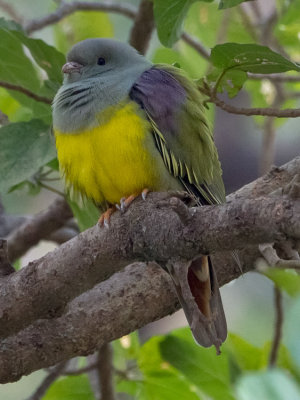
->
[99,188,151,227]
[141,188,150,200]
[98,206,117,228]
[118,188,150,213]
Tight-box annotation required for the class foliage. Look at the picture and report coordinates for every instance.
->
[0,0,300,399]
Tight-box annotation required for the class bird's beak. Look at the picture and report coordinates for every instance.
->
[62,61,83,74]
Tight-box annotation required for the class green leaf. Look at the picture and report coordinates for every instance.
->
[0,21,40,92]
[67,197,99,231]
[219,0,254,9]
[160,330,235,400]
[141,370,202,400]
[0,18,64,90]
[235,369,300,400]
[47,158,60,171]
[225,333,262,371]
[153,0,214,47]
[13,32,65,86]
[262,268,300,297]
[113,332,141,371]
[0,17,23,31]
[0,119,56,193]
[284,295,300,370]
[43,376,95,400]
[211,43,300,73]
[8,179,41,196]
[205,68,247,97]
[138,336,202,400]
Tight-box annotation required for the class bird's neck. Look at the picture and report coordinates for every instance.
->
[53,64,151,134]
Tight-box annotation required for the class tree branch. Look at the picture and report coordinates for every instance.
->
[202,86,300,118]
[97,343,116,400]
[0,239,15,277]
[0,248,273,382]
[25,362,67,400]
[268,287,283,367]
[248,73,300,82]
[24,1,137,34]
[0,158,299,342]
[0,262,180,383]
[129,0,154,55]
[0,81,52,105]
[181,33,210,61]
[0,0,23,23]
[7,197,73,262]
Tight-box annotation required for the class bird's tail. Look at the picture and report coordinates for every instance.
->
[167,255,227,354]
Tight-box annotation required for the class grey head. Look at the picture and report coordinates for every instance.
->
[52,38,152,133]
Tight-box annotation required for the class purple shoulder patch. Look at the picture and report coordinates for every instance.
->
[129,67,186,134]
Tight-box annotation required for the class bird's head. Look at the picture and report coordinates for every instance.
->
[61,38,150,84]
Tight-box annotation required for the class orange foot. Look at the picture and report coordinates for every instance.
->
[117,188,150,213]
[98,205,117,228]
[98,189,150,228]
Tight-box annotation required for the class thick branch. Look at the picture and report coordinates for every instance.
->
[129,0,154,55]
[0,262,180,383]
[24,1,137,34]
[7,198,73,262]
[0,157,299,341]
[0,248,262,383]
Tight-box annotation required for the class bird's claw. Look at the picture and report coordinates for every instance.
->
[98,206,117,228]
[142,188,149,201]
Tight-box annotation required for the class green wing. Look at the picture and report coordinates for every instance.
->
[130,64,225,206]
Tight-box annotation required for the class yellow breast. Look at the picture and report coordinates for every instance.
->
[54,101,163,205]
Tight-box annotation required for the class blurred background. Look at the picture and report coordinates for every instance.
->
[0,0,299,399]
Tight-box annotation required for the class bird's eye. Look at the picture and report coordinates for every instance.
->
[97,57,106,66]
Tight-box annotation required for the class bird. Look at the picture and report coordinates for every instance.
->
[52,38,227,352]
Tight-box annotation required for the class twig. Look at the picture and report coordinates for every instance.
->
[0,0,23,23]
[249,1,262,21]
[0,81,52,105]
[7,197,73,262]
[260,82,284,175]
[38,182,65,197]
[25,362,67,400]
[0,239,15,277]
[64,362,98,376]
[237,4,258,41]
[248,73,300,82]
[202,87,300,117]
[216,9,231,44]
[181,33,210,61]
[129,0,154,55]
[24,1,137,34]
[97,343,116,400]
[269,287,283,367]
[258,243,300,270]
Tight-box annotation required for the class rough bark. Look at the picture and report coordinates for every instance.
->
[0,157,299,383]
[7,198,73,262]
